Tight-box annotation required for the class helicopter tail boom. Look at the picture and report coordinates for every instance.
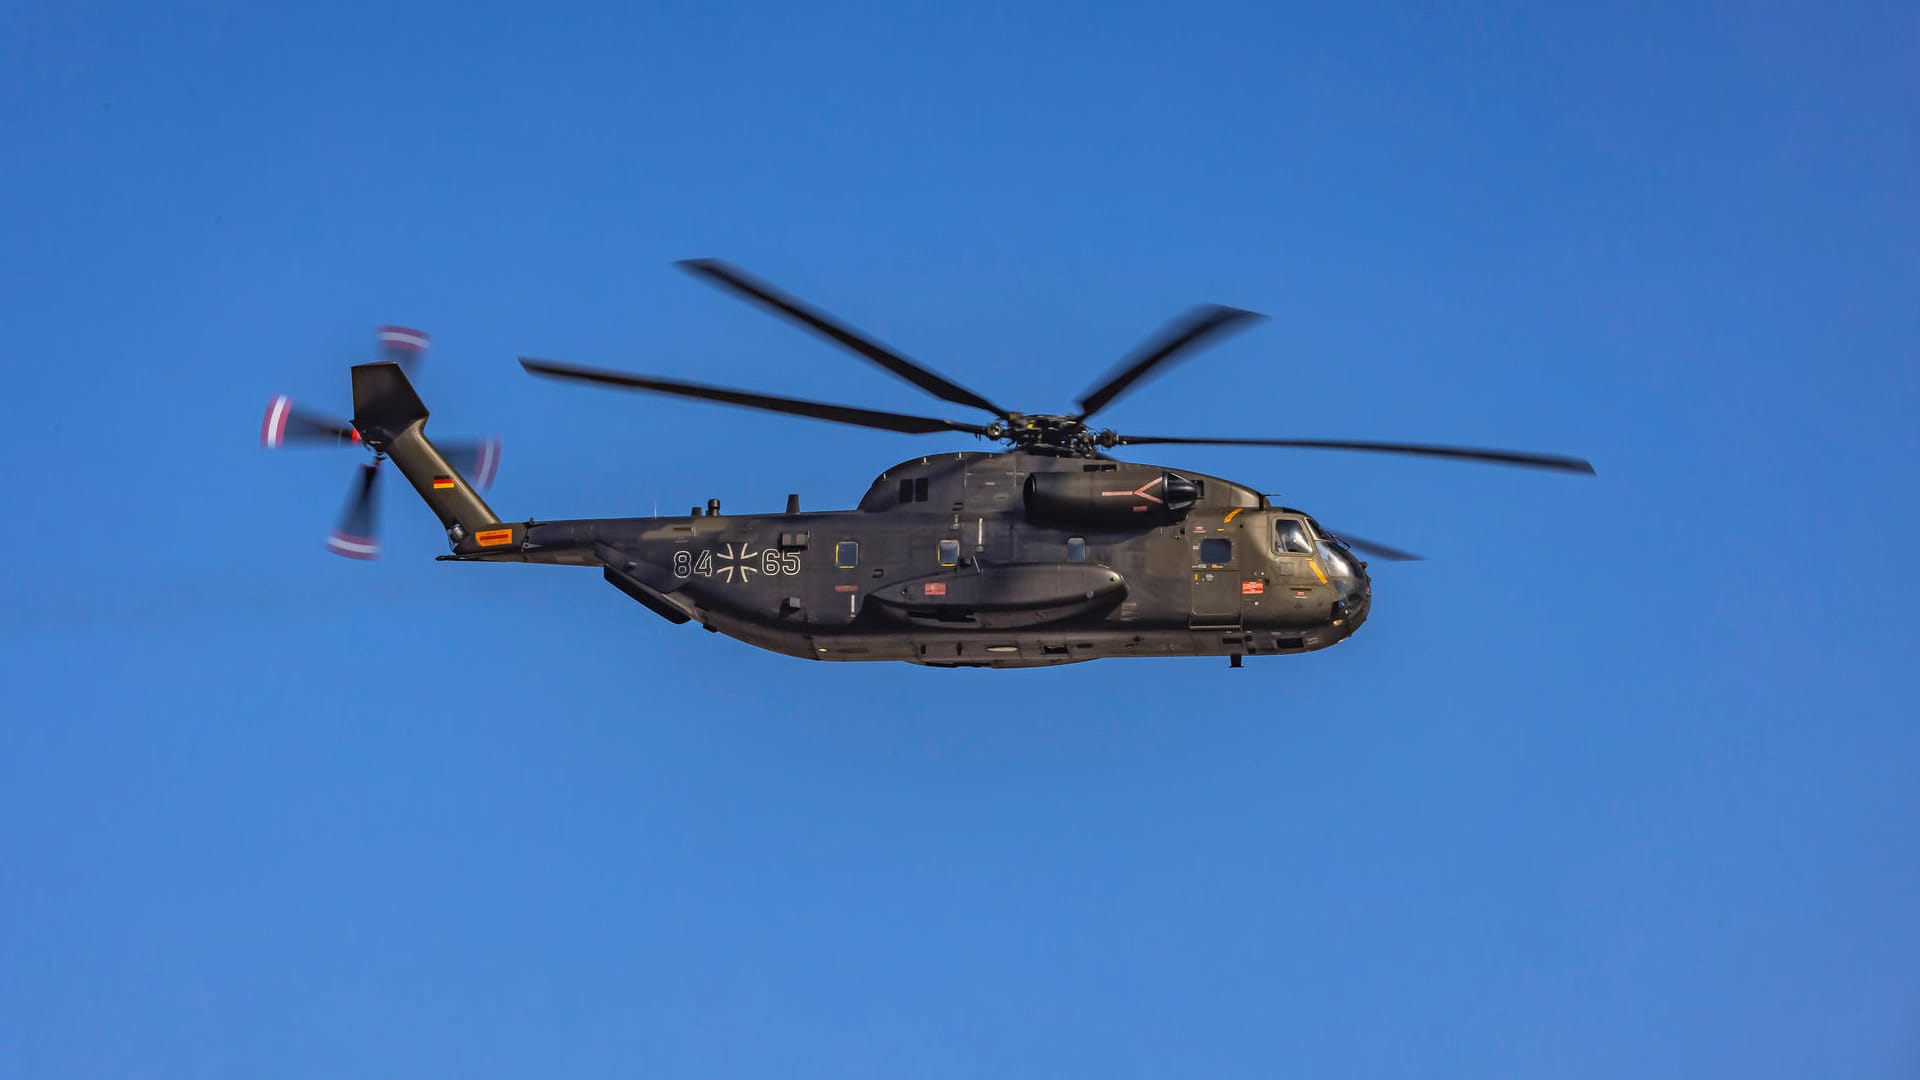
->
[349,362,521,556]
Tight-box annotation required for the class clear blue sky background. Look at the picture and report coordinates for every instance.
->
[3,3,1916,1076]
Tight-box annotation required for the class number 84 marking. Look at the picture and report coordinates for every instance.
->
[673,543,801,583]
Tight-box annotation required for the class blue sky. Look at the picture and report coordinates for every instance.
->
[3,2,1916,1075]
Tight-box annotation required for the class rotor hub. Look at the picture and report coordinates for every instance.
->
[993,414,1118,455]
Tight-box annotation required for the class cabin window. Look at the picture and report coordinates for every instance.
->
[1066,537,1088,562]
[1275,519,1313,554]
[1199,538,1232,566]
[835,541,860,569]
[937,539,960,567]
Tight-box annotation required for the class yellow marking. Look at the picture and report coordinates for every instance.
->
[432,478,456,490]
[1223,508,1243,524]
[1310,560,1328,585]
[476,528,514,547]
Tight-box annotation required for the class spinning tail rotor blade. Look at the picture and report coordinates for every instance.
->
[325,463,382,560]
[1077,304,1265,420]
[677,259,1008,417]
[261,395,358,448]
[440,437,504,491]
[377,326,430,373]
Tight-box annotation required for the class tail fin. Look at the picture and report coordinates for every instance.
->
[350,362,520,555]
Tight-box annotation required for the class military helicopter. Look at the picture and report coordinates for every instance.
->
[267,261,1593,668]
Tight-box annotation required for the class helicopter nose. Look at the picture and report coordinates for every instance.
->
[1335,567,1371,628]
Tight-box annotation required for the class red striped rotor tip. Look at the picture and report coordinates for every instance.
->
[377,326,430,353]
[261,395,292,448]
[326,532,380,560]
[474,437,502,490]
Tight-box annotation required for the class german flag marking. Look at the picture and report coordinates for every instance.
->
[476,528,514,547]
[432,476,456,490]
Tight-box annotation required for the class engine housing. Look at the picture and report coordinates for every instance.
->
[1023,466,1198,527]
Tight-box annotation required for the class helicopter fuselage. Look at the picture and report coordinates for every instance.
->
[448,449,1371,668]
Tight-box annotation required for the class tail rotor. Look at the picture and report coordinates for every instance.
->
[261,326,500,559]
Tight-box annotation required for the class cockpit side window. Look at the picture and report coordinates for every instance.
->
[1275,519,1313,554]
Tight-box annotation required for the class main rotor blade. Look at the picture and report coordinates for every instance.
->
[677,259,1007,417]
[1113,434,1596,475]
[520,358,993,437]
[1076,304,1265,420]
[326,463,381,560]
[1329,532,1424,562]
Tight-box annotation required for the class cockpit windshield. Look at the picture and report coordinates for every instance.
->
[1305,516,1353,553]
[1318,540,1359,579]
[1285,514,1362,579]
